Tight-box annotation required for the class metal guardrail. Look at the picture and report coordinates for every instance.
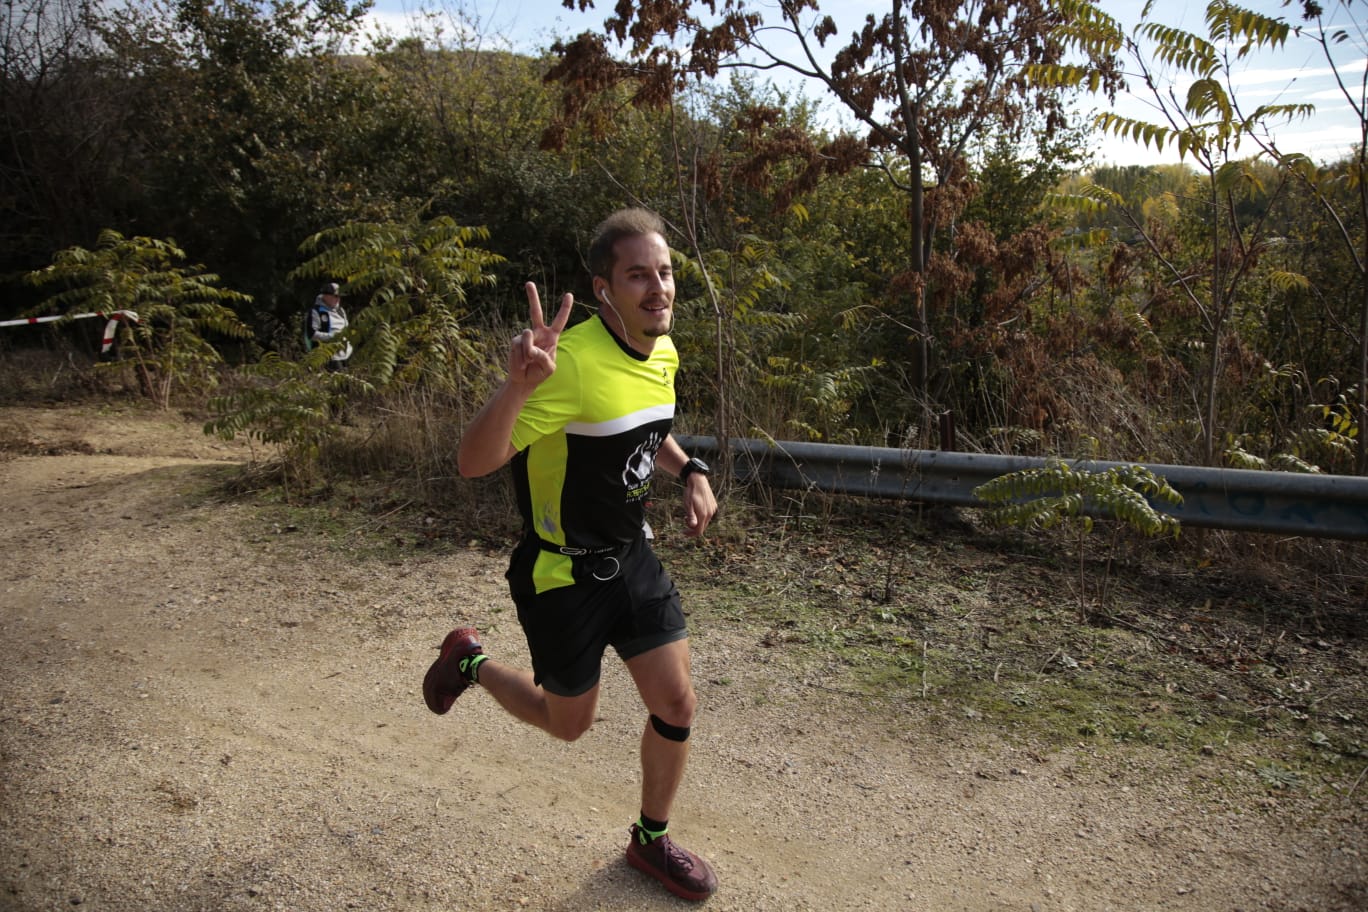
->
[675,435,1368,542]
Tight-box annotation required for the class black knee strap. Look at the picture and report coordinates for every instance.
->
[650,713,690,742]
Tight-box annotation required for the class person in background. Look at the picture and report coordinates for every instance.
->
[306,281,352,370]
[422,208,720,901]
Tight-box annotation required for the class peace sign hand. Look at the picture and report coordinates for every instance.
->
[509,281,574,388]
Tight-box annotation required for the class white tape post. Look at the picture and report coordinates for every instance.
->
[0,311,140,353]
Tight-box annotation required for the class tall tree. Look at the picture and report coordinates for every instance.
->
[0,0,146,294]
[1248,0,1368,472]
[1037,0,1318,466]
[542,0,1122,435]
[137,0,378,325]
[24,230,253,407]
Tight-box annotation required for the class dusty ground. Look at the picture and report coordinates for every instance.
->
[0,404,1364,912]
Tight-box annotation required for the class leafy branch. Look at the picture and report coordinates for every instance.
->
[975,459,1183,537]
[24,229,253,408]
[974,459,1183,617]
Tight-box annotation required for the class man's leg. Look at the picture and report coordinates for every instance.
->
[477,659,600,743]
[622,638,716,901]
[423,628,599,741]
[624,638,696,821]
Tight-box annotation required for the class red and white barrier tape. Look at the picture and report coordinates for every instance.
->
[0,310,140,354]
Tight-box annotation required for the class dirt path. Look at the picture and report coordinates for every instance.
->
[1,406,1363,911]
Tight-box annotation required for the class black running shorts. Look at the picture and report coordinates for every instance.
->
[505,534,687,697]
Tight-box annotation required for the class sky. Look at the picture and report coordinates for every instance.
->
[361,0,1365,168]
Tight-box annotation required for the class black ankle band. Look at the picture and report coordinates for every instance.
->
[638,812,668,837]
[649,713,690,742]
[460,653,487,685]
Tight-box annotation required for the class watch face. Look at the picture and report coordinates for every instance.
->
[690,458,711,475]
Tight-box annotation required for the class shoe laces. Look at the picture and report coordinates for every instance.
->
[655,834,695,873]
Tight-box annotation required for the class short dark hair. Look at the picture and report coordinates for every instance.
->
[587,208,667,281]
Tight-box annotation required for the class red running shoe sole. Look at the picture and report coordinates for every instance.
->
[422,626,482,715]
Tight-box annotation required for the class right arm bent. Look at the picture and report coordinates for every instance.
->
[457,381,531,477]
[457,282,573,478]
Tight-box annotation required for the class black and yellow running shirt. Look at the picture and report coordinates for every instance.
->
[509,314,677,593]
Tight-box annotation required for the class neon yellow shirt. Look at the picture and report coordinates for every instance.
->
[510,315,678,592]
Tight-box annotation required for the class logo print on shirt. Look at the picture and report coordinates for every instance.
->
[623,431,664,501]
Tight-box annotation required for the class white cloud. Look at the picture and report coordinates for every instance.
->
[1307,86,1358,101]
[360,9,427,38]
[359,0,602,53]
[1228,65,1339,86]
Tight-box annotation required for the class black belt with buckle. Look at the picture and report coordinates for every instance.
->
[536,538,623,557]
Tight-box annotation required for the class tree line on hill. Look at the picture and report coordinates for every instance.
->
[3,0,1364,478]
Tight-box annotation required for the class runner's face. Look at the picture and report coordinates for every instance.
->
[596,233,673,353]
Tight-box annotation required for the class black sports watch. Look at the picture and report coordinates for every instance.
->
[679,456,711,482]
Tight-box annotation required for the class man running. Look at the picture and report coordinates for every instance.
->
[423,207,719,901]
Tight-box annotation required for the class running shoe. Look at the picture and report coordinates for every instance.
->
[422,627,483,715]
[625,824,718,901]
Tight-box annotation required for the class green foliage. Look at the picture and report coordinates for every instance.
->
[1287,393,1363,472]
[1037,2,1307,166]
[1046,143,1368,474]
[204,353,368,487]
[289,214,505,391]
[974,459,1183,538]
[1034,1,1335,468]
[6,0,1367,495]
[1047,183,1123,216]
[966,130,1087,240]
[23,229,253,408]
[59,0,425,329]
[543,0,1125,416]
[673,213,883,444]
[1225,445,1320,474]
[1249,3,1368,472]
[1319,396,1361,441]
[204,211,504,486]
[763,357,882,442]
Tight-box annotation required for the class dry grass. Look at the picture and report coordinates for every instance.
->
[656,496,1368,801]
[0,343,132,404]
